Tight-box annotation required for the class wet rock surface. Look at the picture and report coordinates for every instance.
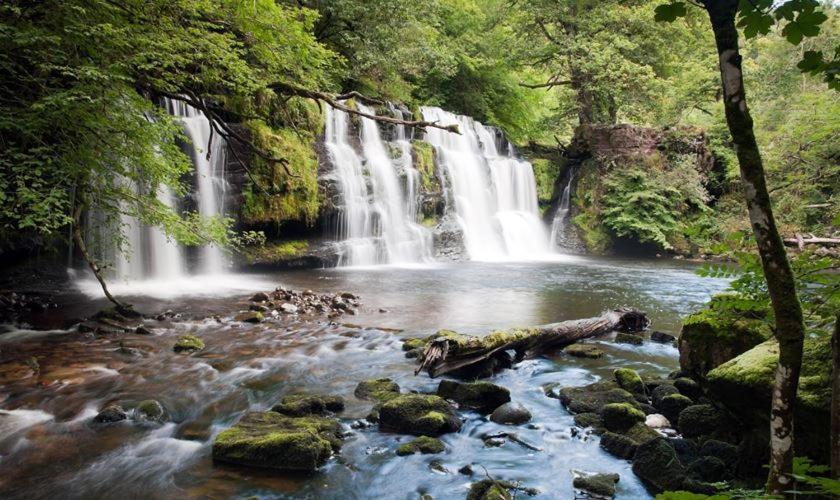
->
[436,380,510,414]
[489,402,532,425]
[378,394,462,436]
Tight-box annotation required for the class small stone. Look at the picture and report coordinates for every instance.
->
[428,460,449,474]
[279,303,298,314]
[249,304,269,312]
[650,331,677,343]
[564,343,604,359]
[395,436,445,456]
[250,292,269,302]
[234,311,264,323]
[459,464,474,476]
[489,402,531,425]
[93,404,127,424]
[644,413,671,429]
[134,400,165,422]
[379,308,388,313]
[135,325,153,335]
[340,292,357,300]
[173,334,204,353]
[572,471,620,498]
[615,333,643,345]
[354,378,401,402]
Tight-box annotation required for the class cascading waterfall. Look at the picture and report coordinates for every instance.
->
[550,167,576,250]
[421,107,550,261]
[325,104,432,266]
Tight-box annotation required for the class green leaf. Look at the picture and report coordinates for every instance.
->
[797,50,824,73]
[654,2,687,23]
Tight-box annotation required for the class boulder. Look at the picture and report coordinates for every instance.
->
[134,400,165,422]
[378,394,461,436]
[644,413,670,429]
[650,384,679,408]
[489,402,532,425]
[173,334,204,353]
[615,333,643,345]
[93,404,127,424]
[631,438,688,493]
[573,412,604,430]
[557,380,639,415]
[272,394,345,417]
[572,471,620,498]
[698,439,738,468]
[677,404,725,438]
[650,331,677,344]
[601,403,645,432]
[673,377,702,400]
[212,411,342,471]
[467,480,513,500]
[354,378,401,402]
[600,432,637,459]
[613,368,645,395]
[657,394,693,424]
[395,436,445,456]
[436,380,510,413]
[279,303,298,314]
[564,343,604,359]
[234,311,263,323]
[687,456,728,482]
[678,296,772,380]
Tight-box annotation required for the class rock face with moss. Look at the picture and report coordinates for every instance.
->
[436,380,510,414]
[395,436,445,456]
[272,394,345,417]
[678,296,772,380]
[173,335,204,353]
[378,394,461,436]
[212,411,342,471]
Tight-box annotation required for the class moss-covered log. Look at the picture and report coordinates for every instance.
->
[415,309,648,377]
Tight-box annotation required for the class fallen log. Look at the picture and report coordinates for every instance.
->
[414,308,649,378]
[783,236,840,249]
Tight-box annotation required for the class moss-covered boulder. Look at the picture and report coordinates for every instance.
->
[272,394,345,417]
[354,378,401,402]
[557,380,639,414]
[234,311,264,323]
[613,368,645,395]
[572,472,620,498]
[615,333,643,345]
[706,335,831,463]
[212,411,341,471]
[378,394,461,436]
[467,480,513,500]
[600,432,638,459]
[657,393,693,424]
[677,404,726,438]
[395,436,445,456]
[436,380,510,414]
[564,343,604,359]
[601,403,645,432]
[135,400,166,422]
[573,412,604,431]
[678,296,772,380]
[631,438,688,493]
[673,377,702,400]
[650,383,679,408]
[173,334,204,353]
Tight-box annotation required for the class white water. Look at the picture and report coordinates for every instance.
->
[421,107,550,261]
[325,105,433,266]
[550,168,575,250]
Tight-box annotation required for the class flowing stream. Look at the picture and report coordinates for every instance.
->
[0,258,729,499]
[550,167,576,251]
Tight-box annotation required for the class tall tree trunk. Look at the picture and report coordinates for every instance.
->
[832,313,840,479]
[72,202,130,313]
[703,1,806,495]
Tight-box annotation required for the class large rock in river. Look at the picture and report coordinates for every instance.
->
[212,411,342,471]
[378,394,462,436]
[436,380,510,413]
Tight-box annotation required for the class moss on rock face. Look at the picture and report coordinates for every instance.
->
[572,472,620,498]
[678,295,772,380]
[212,411,341,471]
[657,393,693,424]
[378,394,461,436]
[677,404,726,439]
[411,140,438,193]
[173,334,204,353]
[467,480,514,500]
[272,394,345,417]
[564,343,604,359]
[601,403,645,432]
[395,436,445,456]
[354,378,401,403]
[436,380,510,414]
[558,380,639,415]
[613,368,645,395]
[242,240,309,265]
[631,438,688,493]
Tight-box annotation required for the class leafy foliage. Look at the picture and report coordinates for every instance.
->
[602,169,681,249]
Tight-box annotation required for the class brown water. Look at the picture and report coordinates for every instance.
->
[0,257,728,499]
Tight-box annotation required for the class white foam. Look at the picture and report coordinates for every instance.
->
[74,273,276,300]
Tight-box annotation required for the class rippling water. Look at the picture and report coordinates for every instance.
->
[0,257,728,499]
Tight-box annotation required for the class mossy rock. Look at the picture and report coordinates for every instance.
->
[212,411,341,471]
[134,400,166,422]
[686,456,728,482]
[677,404,726,438]
[650,383,679,408]
[410,140,439,193]
[402,338,425,352]
[436,380,510,414]
[354,378,401,402]
[572,472,620,498]
[613,368,645,395]
[173,334,204,353]
[466,480,513,500]
[631,438,688,493]
[272,394,345,417]
[564,343,604,359]
[395,436,445,456]
[234,311,264,323]
[558,380,639,414]
[600,432,638,459]
[601,403,645,432]
[678,295,772,380]
[657,393,693,424]
[673,377,702,400]
[573,412,604,431]
[378,394,461,436]
[615,333,643,345]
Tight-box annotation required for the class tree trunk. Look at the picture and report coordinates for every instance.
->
[72,202,131,313]
[703,1,806,494]
[832,313,840,479]
[415,309,649,378]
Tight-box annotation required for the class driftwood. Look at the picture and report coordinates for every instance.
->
[784,234,840,250]
[415,308,649,378]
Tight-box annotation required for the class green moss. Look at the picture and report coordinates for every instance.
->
[601,402,646,432]
[396,436,445,456]
[558,380,639,415]
[614,368,645,394]
[173,334,204,353]
[467,480,514,500]
[530,157,561,203]
[242,240,309,264]
[241,120,320,226]
[573,473,620,497]
[378,394,461,436]
[135,400,165,421]
[402,338,425,352]
[212,411,341,471]
[436,380,510,413]
[624,421,660,443]
[564,343,604,359]
[272,394,345,417]
[572,159,613,254]
[421,215,438,228]
[354,378,401,402]
[411,140,438,193]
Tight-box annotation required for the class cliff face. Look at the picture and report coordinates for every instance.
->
[552,124,723,256]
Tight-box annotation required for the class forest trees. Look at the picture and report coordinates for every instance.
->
[656,0,835,494]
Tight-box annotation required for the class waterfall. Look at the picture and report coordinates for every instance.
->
[325,104,433,266]
[421,107,550,261]
[550,167,576,250]
[164,99,228,274]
